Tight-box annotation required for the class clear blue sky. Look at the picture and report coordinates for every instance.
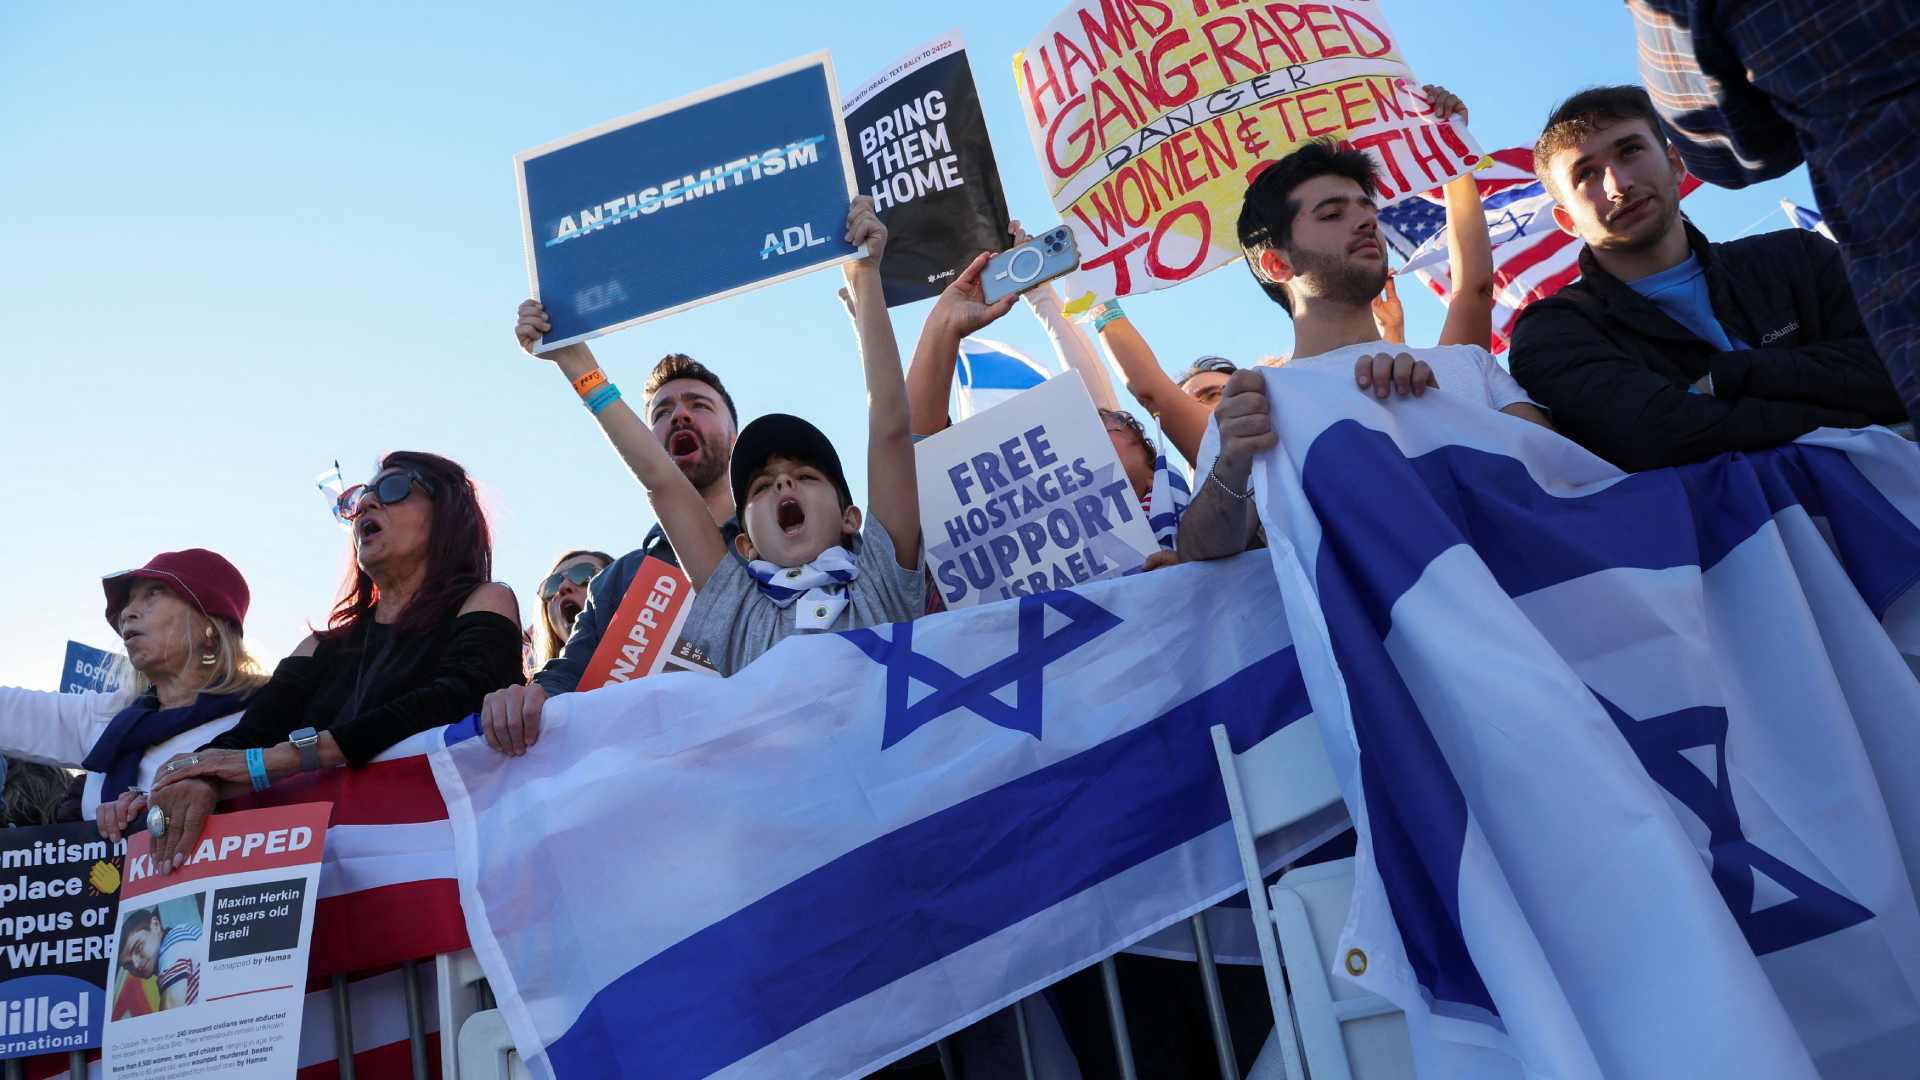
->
[1,1,1819,689]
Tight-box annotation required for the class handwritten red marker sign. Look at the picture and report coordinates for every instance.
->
[1015,0,1481,305]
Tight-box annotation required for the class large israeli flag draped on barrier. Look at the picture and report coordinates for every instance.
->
[429,554,1344,1080]
[1225,365,1920,1079]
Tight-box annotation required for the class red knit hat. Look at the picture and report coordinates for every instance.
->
[103,549,251,632]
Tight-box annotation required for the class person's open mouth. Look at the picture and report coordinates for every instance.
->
[776,497,806,535]
[669,430,701,463]
[559,599,582,625]
[121,628,144,644]
[357,518,384,541]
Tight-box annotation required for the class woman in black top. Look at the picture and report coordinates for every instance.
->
[146,451,523,869]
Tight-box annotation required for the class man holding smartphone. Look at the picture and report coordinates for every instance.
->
[979,226,1079,305]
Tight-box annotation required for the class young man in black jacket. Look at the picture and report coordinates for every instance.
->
[1509,86,1905,473]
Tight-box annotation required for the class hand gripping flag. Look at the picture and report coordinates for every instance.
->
[428,555,1347,1080]
[1211,367,1920,1079]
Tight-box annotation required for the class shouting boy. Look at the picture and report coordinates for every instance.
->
[514,198,924,678]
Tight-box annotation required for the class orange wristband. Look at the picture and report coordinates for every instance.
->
[571,368,608,398]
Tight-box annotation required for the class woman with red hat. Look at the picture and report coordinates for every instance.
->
[0,548,268,836]
[143,452,524,871]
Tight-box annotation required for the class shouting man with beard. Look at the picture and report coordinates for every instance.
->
[1177,138,1552,563]
[480,340,741,752]
[1510,86,1903,473]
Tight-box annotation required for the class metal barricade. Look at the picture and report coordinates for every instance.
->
[299,930,1249,1080]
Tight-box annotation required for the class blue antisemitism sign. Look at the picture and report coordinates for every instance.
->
[915,374,1159,609]
[516,52,863,349]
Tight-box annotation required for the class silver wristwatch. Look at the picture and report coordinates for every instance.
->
[290,727,322,772]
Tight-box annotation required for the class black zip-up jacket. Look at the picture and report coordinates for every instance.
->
[1509,223,1902,472]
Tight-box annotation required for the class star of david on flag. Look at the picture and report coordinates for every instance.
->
[1228,362,1920,1080]
[842,589,1122,748]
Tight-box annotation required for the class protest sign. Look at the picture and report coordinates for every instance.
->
[577,557,712,689]
[844,32,1012,307]
[1014,0,1483,305]
[916,372,1157,609]
[0,824,124,1061]
[104,803,329,1079]
[517,52,863,349]
[62,641,126,696]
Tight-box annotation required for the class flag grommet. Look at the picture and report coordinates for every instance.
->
[1344,948,1368,976]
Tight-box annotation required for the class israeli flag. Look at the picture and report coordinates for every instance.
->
[955,337,1055,421]
[429,555,1345,1080]
[1781,198,1837,242]
[1147,429,1191,550]
[1215,365,1920,1079]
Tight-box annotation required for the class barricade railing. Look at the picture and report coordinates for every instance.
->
[341,907,1250,1080]
[8,920,1243,1080]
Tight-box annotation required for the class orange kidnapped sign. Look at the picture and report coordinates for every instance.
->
[577,557,712,690]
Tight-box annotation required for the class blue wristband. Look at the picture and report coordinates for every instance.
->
[583,380,622,409]
[245,747,271,792]
[585,384,622,415]
[1092,301,1127,332]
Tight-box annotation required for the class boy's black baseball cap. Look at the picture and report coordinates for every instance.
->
[729,413,854,513]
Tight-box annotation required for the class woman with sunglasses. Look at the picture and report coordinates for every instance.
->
[139,452,524,872]
[531,549,612,669]
[0,549,269,839]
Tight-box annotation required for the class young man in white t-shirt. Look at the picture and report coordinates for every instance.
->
[1179,137,1554,562]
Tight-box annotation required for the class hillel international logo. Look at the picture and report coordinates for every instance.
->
[0,975,102,1056]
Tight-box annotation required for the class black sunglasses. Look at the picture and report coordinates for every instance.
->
[537,562,601,601]
[334,470,434,523]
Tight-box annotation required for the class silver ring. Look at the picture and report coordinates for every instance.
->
[146,805,167,839]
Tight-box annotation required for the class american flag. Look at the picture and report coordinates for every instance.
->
[24,731,462,1080]
[1377,147,1701,353]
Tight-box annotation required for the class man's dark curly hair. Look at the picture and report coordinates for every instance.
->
[1237,139,1380,316]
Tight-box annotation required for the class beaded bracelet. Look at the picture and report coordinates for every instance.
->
[245,747,271,792]
[1091,301,1127,333]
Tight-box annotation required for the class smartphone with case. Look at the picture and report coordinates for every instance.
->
[980,226,1081,305]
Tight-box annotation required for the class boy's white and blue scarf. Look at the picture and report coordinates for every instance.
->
[746,547,860,629]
